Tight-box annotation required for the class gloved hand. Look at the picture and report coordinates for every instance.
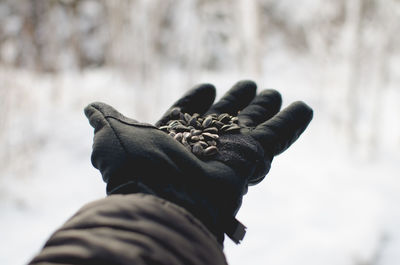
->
[85,80,313,244]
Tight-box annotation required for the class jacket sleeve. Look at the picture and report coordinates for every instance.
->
[28,193,228,265]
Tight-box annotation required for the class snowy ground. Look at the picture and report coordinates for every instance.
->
[0,66,399,265]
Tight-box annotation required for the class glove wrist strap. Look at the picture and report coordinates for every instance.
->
[225,218,247,244]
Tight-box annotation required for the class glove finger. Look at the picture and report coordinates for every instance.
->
[156,83,216,127]
[205,80,257,116]
[250,101,313,156]
[238,89,282,127]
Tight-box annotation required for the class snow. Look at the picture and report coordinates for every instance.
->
[0,65,399,265]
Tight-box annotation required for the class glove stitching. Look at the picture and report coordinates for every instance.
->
[91,105,132,158]
[105,115,158,130]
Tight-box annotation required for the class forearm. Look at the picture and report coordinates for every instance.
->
[29,193,227,265]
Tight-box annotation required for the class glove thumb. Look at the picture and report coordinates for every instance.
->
[85,102,139,132]
[84,102,132,184]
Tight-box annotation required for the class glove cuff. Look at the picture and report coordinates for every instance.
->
[106,179,248,244]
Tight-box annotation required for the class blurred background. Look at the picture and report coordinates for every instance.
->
[0,0,399,264]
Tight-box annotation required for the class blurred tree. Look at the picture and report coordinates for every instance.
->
[0,0,399,152]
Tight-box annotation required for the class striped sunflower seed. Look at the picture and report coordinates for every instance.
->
[202,116,213,128]
[189,117,197,127]
[192,143,204,156]
[190,135,200,142]
[169,120,181,128]
[175,125,190,132]
[231,117,239,124]
[192,129,202,136]
[202,132,219,140]
[183,132,191,139]
[204,146,218,156]
[212,120,224,129]
[184,113,192,123]
[220,124,231,131]
[170,107,181,118]
[174,132,183,142]
[218,113,231,123]
[203,127,218,134]
[225,124,241,132]
[198,141,208,148]
[207,140,217,146]
[159,125,170,131]
[182,136,189,147]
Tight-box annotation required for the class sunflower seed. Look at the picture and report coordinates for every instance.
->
[175,125,190,132]
[204,146,218,156]
[183,142,191,151]
[203,127,218,134]
[218,113,231,123]
[192,143,204,156]
[174,133,183,142]
[184,113,192,123]
[169,120,182,128]
[159,125,170,131]
[189,117,197,127]
[170,107,181,118]
[167,120,176,126]
[183,132,191,139]
[225,124,241,132]
[190,135,200,142]
[169,132,176,137]
[212,120,224,129]
[231,117,239,124]
[198,141,208,148]
[203,132,219,139]
[207,140,217,146]
[220,124,231,131]
[192,129,202,136]
[202,116,213,128]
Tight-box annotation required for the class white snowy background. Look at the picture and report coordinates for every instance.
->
[0,1,399,265]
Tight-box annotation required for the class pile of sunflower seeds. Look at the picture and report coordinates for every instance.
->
[158,107,241,157]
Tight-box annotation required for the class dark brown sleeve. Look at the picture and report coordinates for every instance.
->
[28,193,228,265]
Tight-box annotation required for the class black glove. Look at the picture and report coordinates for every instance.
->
[85,80,313,244]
